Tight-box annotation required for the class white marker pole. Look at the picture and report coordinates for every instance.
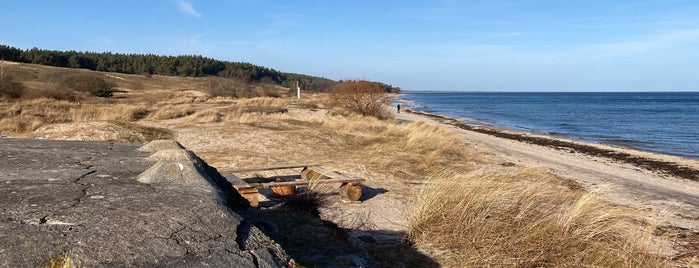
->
[296,81,301,99]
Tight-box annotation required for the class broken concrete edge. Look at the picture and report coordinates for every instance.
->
[137,139,184,152]
[137,140,249,209]
[135,140,298,267]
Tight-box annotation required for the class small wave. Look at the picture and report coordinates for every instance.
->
[598,138,651,150]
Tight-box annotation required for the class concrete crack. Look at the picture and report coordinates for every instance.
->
[235,221,251,251]
[71,170,96,207]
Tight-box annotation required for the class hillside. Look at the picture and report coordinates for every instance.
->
[1,44,401,93]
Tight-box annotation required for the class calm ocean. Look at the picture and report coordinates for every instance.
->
[401,92,699,159]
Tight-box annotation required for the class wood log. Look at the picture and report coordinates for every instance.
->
[341,183,362,201]
[271,185,296,197]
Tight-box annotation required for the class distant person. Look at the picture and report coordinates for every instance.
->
[397,104,401,113]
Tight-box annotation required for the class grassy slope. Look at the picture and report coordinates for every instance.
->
[1,62,696,267]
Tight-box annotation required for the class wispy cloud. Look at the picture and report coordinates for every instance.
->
[578,27,699,57]
[175,0,202,18]
[97,37,116,47]
[86,37,117,49]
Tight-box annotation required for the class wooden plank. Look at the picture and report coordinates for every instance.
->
[302,166,361,182]
[219,163,321,173]
[238,188,259,207]
[224,174,251,188]
[245,177,365,189]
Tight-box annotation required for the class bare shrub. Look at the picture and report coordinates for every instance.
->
[23,88,78,101]
[331,80,391,119]
[128,106,151,121]
[62,74,116,97]
[207,79,258,98]
[0,75,25,99]
[207,79,235,98]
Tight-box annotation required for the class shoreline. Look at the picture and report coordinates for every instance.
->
[396,106,699,232]
[398,92,699,161]
[403,108,699,182]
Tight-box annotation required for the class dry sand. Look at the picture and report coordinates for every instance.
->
[396,108,699,231]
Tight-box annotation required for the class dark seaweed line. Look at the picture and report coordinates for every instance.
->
[404,109,699,181]
[455,123,699,182]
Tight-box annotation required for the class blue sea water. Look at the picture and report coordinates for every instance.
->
[401,92,699,159]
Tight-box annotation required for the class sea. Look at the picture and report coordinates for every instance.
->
[400,92,699,159]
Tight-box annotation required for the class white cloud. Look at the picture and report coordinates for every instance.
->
[176,0,202,18]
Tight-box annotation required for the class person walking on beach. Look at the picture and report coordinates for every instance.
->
[397,104,401,113]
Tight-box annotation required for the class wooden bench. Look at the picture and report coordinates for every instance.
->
[221,164,365,207]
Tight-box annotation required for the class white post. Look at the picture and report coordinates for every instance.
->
[296,81,301,99]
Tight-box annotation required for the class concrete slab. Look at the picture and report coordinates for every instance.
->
[0,138,291,267]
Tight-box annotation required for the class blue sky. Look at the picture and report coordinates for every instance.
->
[2,1,699,91]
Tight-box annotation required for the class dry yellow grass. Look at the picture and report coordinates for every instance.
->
[177,109,223,126]
[408,168,668,267]
[204,96,237,104]
[70,104,151,122]
[147,104,193,120]
[0,98,169,141]
[0,98,75,132]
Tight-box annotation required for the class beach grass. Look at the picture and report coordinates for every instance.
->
[408,169,668,267]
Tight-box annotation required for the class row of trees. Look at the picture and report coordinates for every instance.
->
[0,45,332,89]
[0,44,401,94]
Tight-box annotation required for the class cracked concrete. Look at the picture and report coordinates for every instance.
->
[0,138,292,267]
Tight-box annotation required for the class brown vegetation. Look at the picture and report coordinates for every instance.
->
[409,169,668,267]
[331,79,391,119]
[0,75,25,99]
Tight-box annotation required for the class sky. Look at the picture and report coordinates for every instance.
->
[2,0,699,91]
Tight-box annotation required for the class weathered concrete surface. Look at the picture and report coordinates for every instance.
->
[0,138,291,267]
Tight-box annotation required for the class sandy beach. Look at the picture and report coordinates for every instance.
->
[397,108,699,231]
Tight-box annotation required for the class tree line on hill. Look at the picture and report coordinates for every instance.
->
[0,44,400,93]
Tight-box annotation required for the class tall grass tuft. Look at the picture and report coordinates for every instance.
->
[177,109,223,127]
[0,98,151,134]
[320,117,481,178]
[408,168,668,267]
[0,98,73,132]
[147,104,193,120]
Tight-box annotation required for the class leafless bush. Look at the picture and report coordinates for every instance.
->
[331,80,391,119]
[0,75,25,99]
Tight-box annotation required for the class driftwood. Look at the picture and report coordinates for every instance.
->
[223,164,365,207]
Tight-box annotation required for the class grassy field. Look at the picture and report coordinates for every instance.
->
[0,62,689,267]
